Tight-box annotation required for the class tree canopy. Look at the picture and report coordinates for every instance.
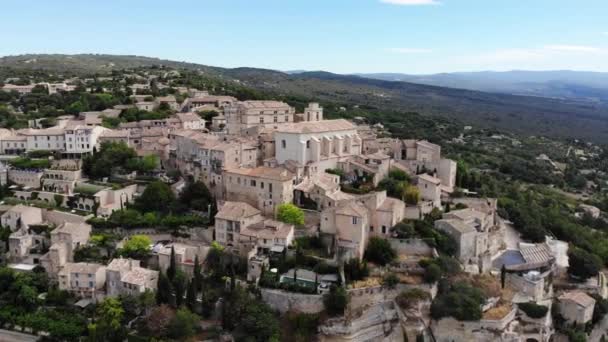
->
[119,235,152,260]
[276,203,305,226]
[324,285,348,316]
[430,282,485,321]
[568,247,602,280]
[83,141,156,179]
[135,181,176,213]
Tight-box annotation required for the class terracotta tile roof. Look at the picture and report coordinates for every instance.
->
[276,119,356,134]
[216,201,261,221]
[239,100,291,109]
[63,262,104,274]
[378,197,405,212]
[121,267,159,287]
[559,291,596,308]
[175,112,202,122]
[417,173,441,185]
[225,166,294,181]
[436,219,476,234]
[294,173,340,193]
[240,219,294,240]
[335,201,368,218]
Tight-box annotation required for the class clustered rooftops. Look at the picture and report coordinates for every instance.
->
[275,119,356,134]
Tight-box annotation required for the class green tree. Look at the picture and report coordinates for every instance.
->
[136,181,176,213]
[404,185,421,205]
[423,263,442,283]
[156,272,173,305]
[186,280,197,312]
[167,246,176,281]
[568,247,602,280]
[16,285,39,311]
[139,289,156,316]
[88,297,125,342]
[276,203,305,225]
[241,300,280,341]
[324,285,348,316]
[167,307,200,340]
[82,141,140,179]
[173,271,187,307]
[119,235,151,260]
[193,254,203,292]
[389,168,410,182]
[53,194,64,207]
[517,302,548,318]
[178,181,214,212]
[364,237,396,266]
[198,109,219,122]
[430,282,485,321]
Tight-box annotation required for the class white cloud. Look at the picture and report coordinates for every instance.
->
[379,0,441,5]
[387,47,433,53]
[543,45,601,53]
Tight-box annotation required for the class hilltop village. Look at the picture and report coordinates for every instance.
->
[0,69,607,342]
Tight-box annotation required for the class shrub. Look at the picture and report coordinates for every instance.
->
[518,302,548,318]
[383,273,399,289]
[364,237,396,266]
[404,186,421,205]
[423,263,442,283]
[430,282,485,321]
[396,288,430,309]
[389,168,410,182]
[8,157,50,169]
[344,258,369,282]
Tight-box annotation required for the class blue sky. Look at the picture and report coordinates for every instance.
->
[2,0,608,74]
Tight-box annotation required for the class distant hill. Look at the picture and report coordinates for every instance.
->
[356,70,608,104]
[3,54,608,143]
[0,54,217,74]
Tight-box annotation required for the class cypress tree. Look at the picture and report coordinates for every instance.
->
[186,279,197,312]
[167,246,176,281]
[193,255,202,292]
[173,271,186,307]
[156,272,172,305]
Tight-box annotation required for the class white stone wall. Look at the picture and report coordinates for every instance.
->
[260,288,325,314]
[8,169,43,188]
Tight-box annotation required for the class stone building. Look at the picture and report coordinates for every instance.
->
[223,166,295,215]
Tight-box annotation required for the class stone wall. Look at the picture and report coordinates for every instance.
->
[389,238,437,257]
[348,283,438,312]
[261,283,437,315]
[432,308,518,342]
[319,301,403,342]
[43,209,91,224]
[260,288,325,314]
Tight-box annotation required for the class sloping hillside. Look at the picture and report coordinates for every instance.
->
[357,70,608,104]
[3,54,608,143]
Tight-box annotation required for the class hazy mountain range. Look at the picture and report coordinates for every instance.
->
[353,70,608,104]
